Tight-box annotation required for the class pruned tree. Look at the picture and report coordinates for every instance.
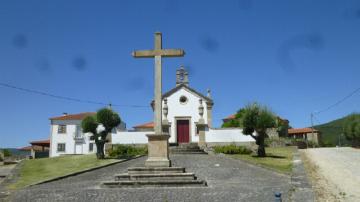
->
[82,108,121,159]
[242,103,276,157]
[344,114,360,147]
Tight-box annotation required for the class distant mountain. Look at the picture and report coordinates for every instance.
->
[314,114,359,146]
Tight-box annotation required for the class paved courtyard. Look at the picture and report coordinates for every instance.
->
[7,154,290,202]
[303,147,360,201]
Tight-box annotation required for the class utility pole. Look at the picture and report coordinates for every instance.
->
[309,113,314,148]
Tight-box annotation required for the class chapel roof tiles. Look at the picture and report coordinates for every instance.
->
[162,84,213,103]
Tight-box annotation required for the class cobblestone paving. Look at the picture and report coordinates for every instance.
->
[8,154,291,202]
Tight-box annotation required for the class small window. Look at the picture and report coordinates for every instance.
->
[179,96,188,104]
[89,143,94,152]
[196,126,199,135]
[58,125,67,134]
[57,143,66,152]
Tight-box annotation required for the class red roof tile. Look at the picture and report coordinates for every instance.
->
[222,114,236,121]
[50,112,96,121]
[18,146,33,151]
[288,128,318,134]
[133,122,154,128]
[30,139,50,145]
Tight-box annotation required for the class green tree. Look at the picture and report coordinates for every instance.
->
[222,108,246,128]
[82,108,121,159]
[242,103,276,157]
[343,114,360,147]
[3,149,11,157]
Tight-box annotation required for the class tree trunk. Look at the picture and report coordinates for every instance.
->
[95,140,105,159]
[256,133,266,157]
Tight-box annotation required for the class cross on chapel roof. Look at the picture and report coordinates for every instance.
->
[176,66,189,86]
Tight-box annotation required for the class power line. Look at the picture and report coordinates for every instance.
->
[315,87,360,115]
[0,82,149,108]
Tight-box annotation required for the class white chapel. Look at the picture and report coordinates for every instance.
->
[112,66,254,146]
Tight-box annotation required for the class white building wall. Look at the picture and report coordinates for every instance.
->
[50,120,96,157]
[165,88,208,143]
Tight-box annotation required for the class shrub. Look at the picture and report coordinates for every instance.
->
[3,149,11,157]
[108,145,147,158]
[213,145,252,155]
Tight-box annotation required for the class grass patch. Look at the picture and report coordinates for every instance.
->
[8,154,118,189]
[229,147,295,174]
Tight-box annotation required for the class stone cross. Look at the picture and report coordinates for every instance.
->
[133,32,185,135]
[132,32,185,167]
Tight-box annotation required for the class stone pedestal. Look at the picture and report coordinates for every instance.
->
[145,134,171,167]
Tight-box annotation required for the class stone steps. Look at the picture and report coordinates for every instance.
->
[128,167,185,174]
[115,173,196,181]
[103,179,207,188]
[102,166,207,188]
[170,144,207,154]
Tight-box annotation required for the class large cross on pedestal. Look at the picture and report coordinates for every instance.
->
[132,32,185,167]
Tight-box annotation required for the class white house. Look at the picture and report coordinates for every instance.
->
[49,112,97,157]
[112,66,255,146]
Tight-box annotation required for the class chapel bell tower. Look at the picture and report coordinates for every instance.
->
[176,66,189,86]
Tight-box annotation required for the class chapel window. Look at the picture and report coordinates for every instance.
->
[179,96,188,104]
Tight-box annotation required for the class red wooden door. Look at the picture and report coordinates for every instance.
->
[177,120,190,143]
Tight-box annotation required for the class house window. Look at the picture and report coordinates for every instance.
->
[57,143,66,152]
[196,126,199,135]
[58,125,67,134]
[89,143,94,152]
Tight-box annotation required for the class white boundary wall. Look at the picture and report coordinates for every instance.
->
[205,128,255,143]
[112,131,153,144]
[112,128,255,145]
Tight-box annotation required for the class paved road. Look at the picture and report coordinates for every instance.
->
[304,147,360,201]
[8,154,290,202]
[0,164,16,185]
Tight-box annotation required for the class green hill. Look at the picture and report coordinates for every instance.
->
[314,114,360,147]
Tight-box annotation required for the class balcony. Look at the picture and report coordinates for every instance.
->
[73,132,84,141]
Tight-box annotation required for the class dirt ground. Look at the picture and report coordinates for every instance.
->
[302,147,360,202]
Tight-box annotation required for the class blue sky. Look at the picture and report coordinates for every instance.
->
[1,0,360,148]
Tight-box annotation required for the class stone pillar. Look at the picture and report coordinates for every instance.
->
[197,99,207,149]
[206,102,213,128]
[197,122,207,149]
